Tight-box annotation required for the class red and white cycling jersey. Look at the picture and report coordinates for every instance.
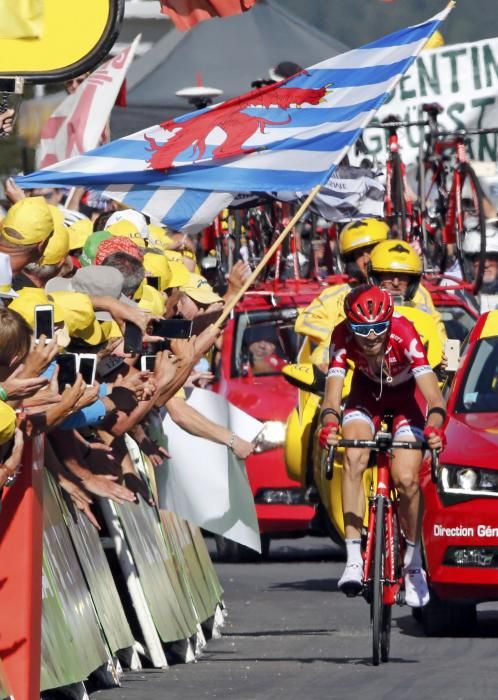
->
[328,312,432,386]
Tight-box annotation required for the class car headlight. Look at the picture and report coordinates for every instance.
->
[440,465,498,497]
[253,421,287,453]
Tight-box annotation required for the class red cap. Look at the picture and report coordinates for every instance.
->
[95,236,144,266]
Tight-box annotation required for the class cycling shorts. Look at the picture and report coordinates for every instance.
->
[342,373,426,441]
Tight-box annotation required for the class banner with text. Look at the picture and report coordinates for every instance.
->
[362,37,498,166]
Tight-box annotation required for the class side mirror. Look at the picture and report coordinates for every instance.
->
[281,363,326,396]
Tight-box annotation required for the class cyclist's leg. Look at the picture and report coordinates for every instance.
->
[390,417,429,606]
[338,409,375,594]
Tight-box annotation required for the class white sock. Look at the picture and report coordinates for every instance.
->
[345,538,362,566]
[404,539,422,570]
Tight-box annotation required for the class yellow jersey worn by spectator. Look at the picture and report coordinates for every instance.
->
[368,240,447,347]
[295,218,389,367]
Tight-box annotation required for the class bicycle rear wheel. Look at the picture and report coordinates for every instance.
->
[371,495,385,666]
[455,163,486,293]
[419,161,446,272]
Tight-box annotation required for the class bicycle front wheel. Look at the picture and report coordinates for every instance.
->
[371,495,386,666]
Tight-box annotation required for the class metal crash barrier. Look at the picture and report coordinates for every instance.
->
[0,437,225,700]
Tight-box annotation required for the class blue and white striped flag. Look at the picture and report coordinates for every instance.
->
[17,5,453,231]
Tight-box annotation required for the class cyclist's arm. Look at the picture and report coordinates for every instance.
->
[414,371,446,428]
[321,374,344,424]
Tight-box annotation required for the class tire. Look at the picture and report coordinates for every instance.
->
[421,593,477,637]
[455,163,486,293]
[371,495,386,666]
[389,152,408,239]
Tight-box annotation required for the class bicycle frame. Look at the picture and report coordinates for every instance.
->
[362,441,404,607]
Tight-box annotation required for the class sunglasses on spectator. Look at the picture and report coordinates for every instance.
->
[349,320,390,337]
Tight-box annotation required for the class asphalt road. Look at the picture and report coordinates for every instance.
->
[96,537,498,700]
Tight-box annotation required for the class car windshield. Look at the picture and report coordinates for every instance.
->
[456,336,498,413]
[437,305,476,342]
[233,308,300,377]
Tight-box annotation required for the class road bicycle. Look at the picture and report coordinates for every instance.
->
[367,116,426,242]
[325,415,439,665]
[418,103,498,291]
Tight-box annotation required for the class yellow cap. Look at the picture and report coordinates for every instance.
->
[108,219,146,248]
[180,273,223,304]
[339,219,389,256]
[100,319,123,340]
[40,206,70,265]
[1,197,55,246]
[0,401,16,446]
[147,223,175,250]
[48,291,104,345]
[143,251,190,290]
[68,218,93,251]
[9,288,65,327]
[139,284,165,316]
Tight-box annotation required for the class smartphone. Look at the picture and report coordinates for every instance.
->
[123,322,143,354]
[56,353,78,393]
[151,318,193,340]
[78,354,97,386]
[444,338,460,372]
[147,275,161,291]
[97,354,125,380]
[140,355,156,372]
[34,304,54,342]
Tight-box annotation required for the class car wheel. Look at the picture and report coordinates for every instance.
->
[214,534,270,563]
[421,593,477,636]
[411,607,423,624]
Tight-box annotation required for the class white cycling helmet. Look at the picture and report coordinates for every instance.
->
[463,224,498,256]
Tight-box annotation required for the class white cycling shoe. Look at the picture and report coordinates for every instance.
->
[338,562,364,597]
[404,567,430,607]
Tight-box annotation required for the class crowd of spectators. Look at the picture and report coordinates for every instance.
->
[0,167,255,527]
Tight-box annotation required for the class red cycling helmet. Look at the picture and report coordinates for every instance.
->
[344,284,394,325]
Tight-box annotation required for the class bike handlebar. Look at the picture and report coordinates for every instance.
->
[367,120,428,130]
[325,439,440,483]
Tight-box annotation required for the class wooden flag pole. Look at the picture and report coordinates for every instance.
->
[214,184,322,328]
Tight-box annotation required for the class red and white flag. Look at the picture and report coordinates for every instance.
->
[38,36,140,169]
[160,0,256,32]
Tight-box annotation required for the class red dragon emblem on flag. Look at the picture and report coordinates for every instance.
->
[145,81,332,171]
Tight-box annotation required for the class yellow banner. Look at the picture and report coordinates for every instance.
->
[0,0,43,39]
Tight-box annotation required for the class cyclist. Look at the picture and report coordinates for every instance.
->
[319,285,446,607]
[368,239,447,347]
[295,218,389,368]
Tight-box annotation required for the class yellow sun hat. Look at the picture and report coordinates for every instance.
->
[138,284,165,316]
[180,273,223,304]
[9,287,65,327]
[1,197,55,246]
[68,218,93,251]
[147,223,175,250]
[143,251,190,290]
[47,291,104,345]
[108,219,147,248]
[40,206,70,265]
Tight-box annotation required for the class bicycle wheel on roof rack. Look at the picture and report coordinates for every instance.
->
[418,161,447,273]
[454,162,486,293]
[388,152,408,239]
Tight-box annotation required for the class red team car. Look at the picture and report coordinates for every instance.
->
[420,309,498,634]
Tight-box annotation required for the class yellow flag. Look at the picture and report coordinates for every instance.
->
[0,0,43,39]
